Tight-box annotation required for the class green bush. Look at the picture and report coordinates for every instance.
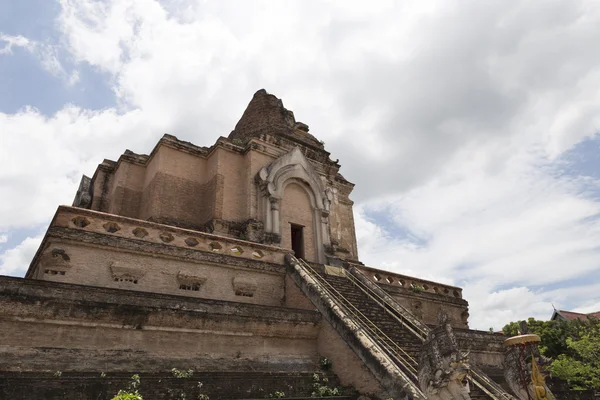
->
[311,373,341,397]
[111,374,142,400]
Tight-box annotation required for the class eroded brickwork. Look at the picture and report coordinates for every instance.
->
[73,90,359,263]
[0,276,319,373]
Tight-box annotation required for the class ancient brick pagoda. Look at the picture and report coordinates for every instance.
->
[0,90,514,399]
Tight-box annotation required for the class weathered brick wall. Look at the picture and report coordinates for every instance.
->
[329,191,358,259]
[0,276,371,399]
[141,171,220,229]
[30,206,294,305]
[0,276,320,374]
[0,371,351,400]
[382,285,469,329]
[37,240,286,307]
[284,274,315,310]
[317,321,388,398]
[90,163,113,212]
[107,161,145,218]
[138,146,219,229]
[453,329,506,371]
[215,148,247,223]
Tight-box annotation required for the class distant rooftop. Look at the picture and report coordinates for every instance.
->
[550,309,600,321]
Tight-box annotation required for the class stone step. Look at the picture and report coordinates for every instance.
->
[315,271,424,385]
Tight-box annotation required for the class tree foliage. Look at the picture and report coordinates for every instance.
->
[547,318,600,390]
[502,317,600,391]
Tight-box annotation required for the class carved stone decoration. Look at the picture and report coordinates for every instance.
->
[71,216,90,228]
[242,219,264,242]
[72,175,93,209]
[232,275,257,297]
[132,227,148,238]
[504,323,555,400]
[159,232,174,243]
[256,147,331,262]
[177,272,207,291]
[418,312,472,400]
[109,262,145,284]
[40,247,72,276]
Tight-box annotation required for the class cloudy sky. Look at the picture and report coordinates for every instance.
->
[2,0,600,330]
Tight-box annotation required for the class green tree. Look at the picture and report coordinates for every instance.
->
[502,321,520,337]
[547,318,600,390]
[502,317,576,359]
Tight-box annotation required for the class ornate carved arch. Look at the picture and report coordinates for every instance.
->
[257,147,332,263]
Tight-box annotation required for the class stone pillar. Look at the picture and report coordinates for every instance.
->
[321,210,331,247]
[312,208,324,263]
[265,197,272,232]
[271,198,280,235]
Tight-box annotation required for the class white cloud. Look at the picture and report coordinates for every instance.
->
[355,142,600,328]
[0,235,43,276]
[0,32,77,85]
[1,0,600,330]
[0,234,7,244]
[0,34,33,54]
[574,302,600,314]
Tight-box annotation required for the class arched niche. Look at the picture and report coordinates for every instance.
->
[257,147,332,263]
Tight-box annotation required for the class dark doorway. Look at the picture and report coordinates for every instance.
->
[290,224,305,259]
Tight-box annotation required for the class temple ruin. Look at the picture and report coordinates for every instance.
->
[0,90,515,399]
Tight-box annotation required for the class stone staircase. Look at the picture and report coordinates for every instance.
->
[319,271,423,362]
[286,255,515,400]
[0,371,357,400]
[317,268,490,400]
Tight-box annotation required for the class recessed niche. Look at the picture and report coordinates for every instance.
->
[232,275,257,297]
[251,250,264,259]
[103,222,121,233]
[373,274,381,282]
[179,284,200,291]
[185,237,199,247]
[132,227,148,238]
[109,262,144,285]
[114,276,138,284]
[209,242,222,252]
[386,276,394,284]
[51,248,70,262]
[159,232,174,243]
[71,216,90,228]
[177,272,207,293]
[230,246,244,255]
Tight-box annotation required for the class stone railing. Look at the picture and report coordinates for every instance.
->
[350,264,463,299]
[52,206,289,264]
